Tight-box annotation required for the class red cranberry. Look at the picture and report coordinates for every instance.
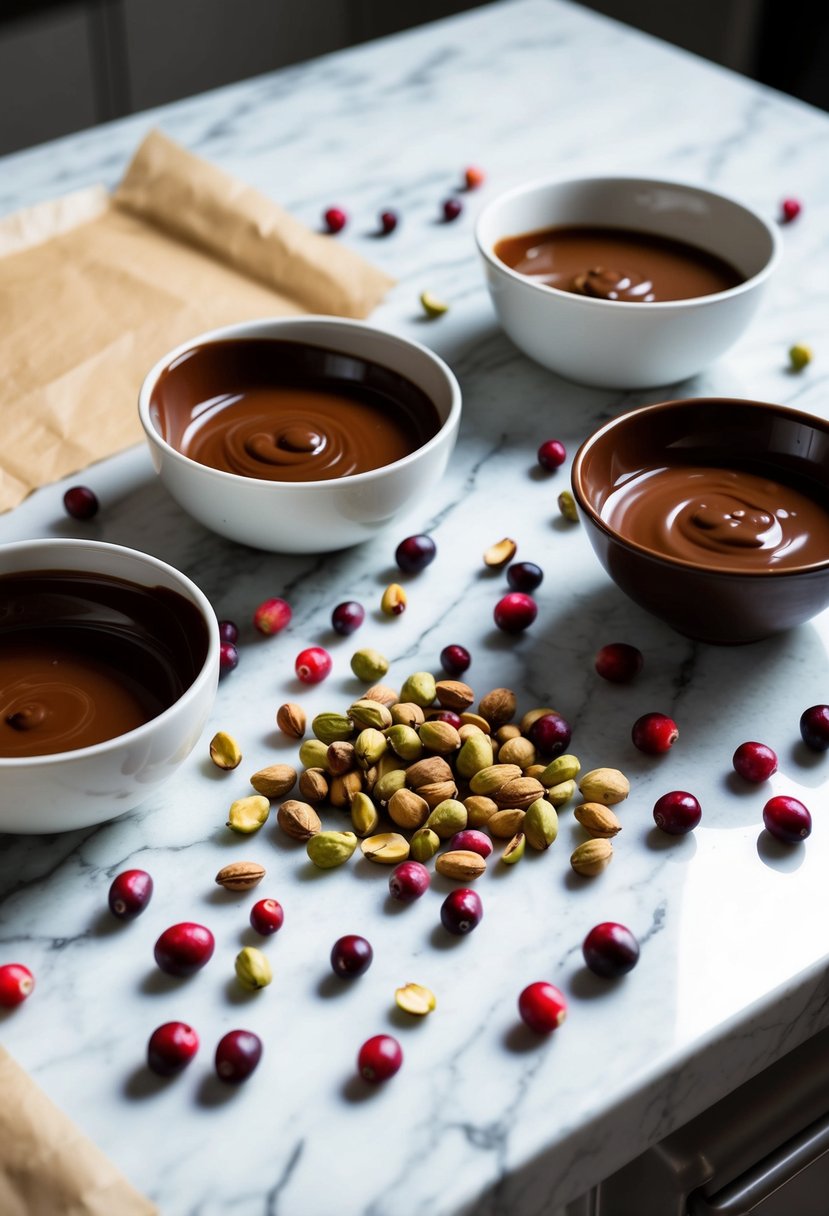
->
[295,646,332,684]
[781,197,802,223]
[379,210,398,234]
[440,644,471,676]
[763,795,811,843]
[249,898,284,936]
[529,712,572,758]
[388,861,430,903]
[800,705,829,752]
[331,934,373,978]
[493,592,537,633]
[595,642,643,684]
[108,869,153,921]
[253,597,291,635]
[632,712,678,754]
[449,829,493,858]
[442,197,463,222]
[582,922,640,977]
[218,619,239,643]
[653,790,701,835]
[440,888,483,935]
[464,165,486,190]
[732,741,778,783]
[154,923,215,977]
[147,1021,199,1077]
[358,1034,402,1083]
[518,982,567,1033]
[537,439,567,471]
[331,601,365,636]
[215,1029,262,1083]
[219,641,239,676]
[324,206,347,233]
[0,963,35,1008]
[506,561,544,592]
[431,709,462,729]
[63,485,99,519]
[395,533,436,573]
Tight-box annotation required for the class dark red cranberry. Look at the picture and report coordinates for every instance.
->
[154,923,215,977]
[395,534,437,573]
[493,592,537,633]
[800,705,829,752]
[147,1022,199,1077]
[632,712,678,755]
[732,741,778,783]
[218,619,239,644]
[215,1029,262,1083]
[582,922,640,977]
[442,197,463,222]
[358,1034,402,1083]
[108,869,154,921]
[249,898,284,936]
[440,644,471,676]
[379,210,398,234]
[331,601,365,636]
[253,597,291,635]
[388,861,430,903]
[518,982,567,1033]
[295,646,332,684]
[529,712,572,758]
[63,485,99,520]
[653,790,701,835]
[780,197,802,223]
[537,439,566,471]
[440,888,483,935]
[219,641,239,676]
[431,710,462,729]
[0,963,35,1008]
[330,934,373,978]
[324,207,347,233]
[449,829,492,858]
[506,562,544,593]
[595,642,643,684]
[763,795,811,843]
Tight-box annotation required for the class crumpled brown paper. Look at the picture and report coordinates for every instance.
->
[0,128,395,514]
[0,1046,157,1215]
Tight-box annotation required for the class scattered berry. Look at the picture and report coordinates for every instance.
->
[595,642,643,684]
[442,197,463,222]
[108,869,154,921]
[493,592,537,633]
[506,562,544,593]
[800,704,829,752]
[323,207,347,233]
[763,795,811,843]
[295,646,332,684]
[253,597,291,635]
[379,210,398,235]
[537,440,566,471]
[358,1034,403,1083]
[789,343,812,372]
[147,1022,199,1077]
[780,197,802,223]
[215,1029,262,1083]
[332,601,365,636]
[732,741,778,783]
[330,934,373,978]
[63,485,99,520]
[218,619,239,643]
[388,861,431,903]
[449,829,493,858]
[518,982,567,1033]
[440,887,483,935]
[582,923,640,977]
[529,711,572,758]
[432,709,462,729]
[464,165,486,190]
[219,641,239,676]
[395,533,436,573]
[0,963,35,1008]
[154,923,215,977]
[632,712,678,754]
[653,790,701,835]
[249,899,284,936]
[440,644,471,676]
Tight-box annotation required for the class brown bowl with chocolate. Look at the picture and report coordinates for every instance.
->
[571,399,829,644]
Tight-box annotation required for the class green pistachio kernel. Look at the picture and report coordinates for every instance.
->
[399,671,437,708]
[350,648,390,683]
[227,795,270,834]
[235,946,272,991]
[306,830,358,869]
[311,712,354,746]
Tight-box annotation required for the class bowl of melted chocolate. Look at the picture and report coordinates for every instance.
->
[139,316,462,553]
[475,176,780,388]
[0,539,219,833]
[572,398,829,644]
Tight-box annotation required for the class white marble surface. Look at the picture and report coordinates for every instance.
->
[2,2,829,1212]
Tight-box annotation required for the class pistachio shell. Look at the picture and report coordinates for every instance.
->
[469,763,523,795]
[546,779,577,808]
[209,731,242,770]
[298,767,329,804]
[574,802,622,838]
[227,795,270,834]
[306,831,358,869]
[570,838,613,876]
[298,739,329,770]
[399,671,437,708]
[477,688,517,728]
[326,741,356,776]
[276,701,306,739]
[235,946,272,991]
[360,832,410,864]
[386,723,423,761]
[410,827,440,861]
[493,775,545,810]
[373,768,409,804]
[456,734,494,780]
[250,763,297,798]
[424,798,467,838]
[496,736,536,769]
[539,754,581,786]
[395,982,436,1016]
[406,755,453,789]
[501,832,526,865]
[350,649,390,683]
[388,787,430,831]
[348,699,393,730]
[523,798,559,850]
[417,779,459,809]
[578,768,630,806]
[419,719,461,754]
[350,791,381,837]
[434,680,475,711]
[488,808,526,838]
[362,682,399,706]
[354,727,388,768]
[277,799,321,841]
[329,771,363,808]
[463,794,498,828]
[390,702,426,727]
[435,849,486,880]
[312,712,354,746]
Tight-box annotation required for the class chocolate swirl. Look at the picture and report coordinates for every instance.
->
[571,266,656,302]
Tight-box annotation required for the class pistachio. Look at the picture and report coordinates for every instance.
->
[249,763,297,799]
[570,838,613,876]
[388,787,430,831]
[546,779,577,808]
[497,735,536,769]
[420,290,449,318]
[558,490,579,522]
[373,767,408,803]
[406,755,453,789]
[578,767,630,806]
[495,724,521,744]
[298,739,329,770]
[306,830,358,869]
[463,794,498,828]
[390,702,425,727]
[410,827,441,861]
[362,682,399,706]
[483,537,517,569]
[395,982,436,1016]
[435,849,486,880]
[523,798,559,850]
[386,723,424,762]
[227,795,270,834]
[494,775,545,810]
[455,733,494,779]
[277,799,321,841]
[348,699,393,731]
[519,706,558,735]
[350,791,381,837]
[469,762,523,796]
[209,731,243,770]
[363,765,378,793]
[326,740,357,775]
[399,671,437,708]
[419,719,461,754]
[298,767,329,804]
[381,583,407,616]
[312,711,354,746]
[459,711,492,734]
[350,648,390,683]
[458,722,487,742]
[375,751,407,779]
[434,679,475,711]
[354,727,388,768]
[235,946,273,991]
[360,832,410,864]
[477,688,517,727]
[276,701,306,739]
[540,754,581,786]
[329,770,363,808]
[574,802,623,838]
[424,798,467,838]
[502,832,526,865]
[488,808,526,838]
[524,763,546,781]
[215,861,266,892]
[417,778,458,809]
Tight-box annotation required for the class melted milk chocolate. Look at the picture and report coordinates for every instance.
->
[494,225,744,302]
[151,339,441,481]
[0,571,209,758]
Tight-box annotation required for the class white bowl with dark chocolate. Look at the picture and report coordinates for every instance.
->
[0,539,219,834]
[138,316,462,553]
[475,176,780,388]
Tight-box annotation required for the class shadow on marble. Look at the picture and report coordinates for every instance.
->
[756,831,807,872]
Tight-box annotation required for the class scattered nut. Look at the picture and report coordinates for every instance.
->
[502,832,526,865]
[435,849,486,880]
[298,767,329,804]
[557,490,579,522]
[227,796,270,834]
[395,982,436,1016]
[360,832,411,864]
[435,679,475,711]
[477,688,517,728]
[250,763,297,799]
[350,648,390,683]
[306,831,358,869]
[381,583,407,616]
[789,342,812,372]
[276,702,306,739]
[570,838,613,876]
[574,802,623,838]
[420,290,449,318]
[215,862,266,891]
[209,731,242,770]
[235,946,272,991]
[483,538,517,568]
[523,798,558,850]
[578,767,630,806]
[276,799,321,841]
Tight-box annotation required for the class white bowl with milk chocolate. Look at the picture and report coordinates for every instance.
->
[475,176,780,388]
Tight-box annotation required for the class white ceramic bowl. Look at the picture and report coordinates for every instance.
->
[0,540,219,834]
[475,175,780,389]
[138,316,462,553]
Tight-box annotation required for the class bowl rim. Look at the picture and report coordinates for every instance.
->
[0,538,219,769]
[138,315,463,491]
[571,396,829,578]
[474,174,781,311]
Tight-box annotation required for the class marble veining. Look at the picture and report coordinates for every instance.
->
[2,1,829,1213]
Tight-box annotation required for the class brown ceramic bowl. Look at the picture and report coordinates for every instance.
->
[571,398,829,644]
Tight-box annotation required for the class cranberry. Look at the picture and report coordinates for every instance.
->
[219,641,239,676]
[253,597,291,635]
[295,646,332,684]
[537,439,566,471]
[440,644,471,676]
[331,934,373,978]
[529,711,572,758]
[595,642,643,684]
[582,922,640,977]
[518,982,567,1033]
[395,533,436,573]
[632,712,678,755]
[449,829,493,858]
[0,963,35,1008]
[331,601,365,636]
[218,619,239,643]
[249,898,284,936]
[800,704,829,752]
[379,210,398,235]
[388,861,431,903]
[358,1034,402,1083]
[440,887,483,935]
[763,795,811,843]
[215,1029,262,1083]
[505,562,543,593]
[653,790,701,835]
[493,592,537,633]
[63,485,99,520]
[431,709,462,729]
[781,197,802,223]
[154,923,215,977]
[442,197,463,222]
[108,869,154,921]
[324,207,347,233]
[464,165,486,190]
[732,741,778,783]
[147,1021,199,1077]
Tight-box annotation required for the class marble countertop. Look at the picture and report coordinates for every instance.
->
[3,2,829,1213]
